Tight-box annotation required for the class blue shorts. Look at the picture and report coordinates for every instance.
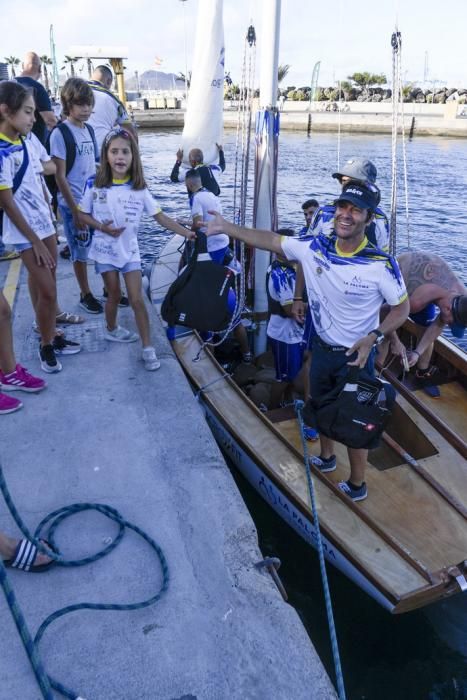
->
[269,338,304,382]
[310,339,375,399]
[59,205,90,263]
[13,234,56,252]
[410,303,439,327]
[95,262,141,275]
[301,308,316,351]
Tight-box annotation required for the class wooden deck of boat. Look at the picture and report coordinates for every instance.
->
[413,381,467,442]
[173,332,467,613]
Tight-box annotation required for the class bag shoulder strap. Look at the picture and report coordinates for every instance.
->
[13,137,29,194]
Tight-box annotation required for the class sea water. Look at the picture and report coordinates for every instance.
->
[139,129,467,699]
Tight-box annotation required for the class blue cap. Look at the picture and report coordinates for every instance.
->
[336,182,379,212]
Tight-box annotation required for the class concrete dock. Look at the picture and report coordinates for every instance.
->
[0,256,337,699]
[133,103,467,138]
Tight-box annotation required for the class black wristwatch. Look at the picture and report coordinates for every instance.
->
[368,329,384,346]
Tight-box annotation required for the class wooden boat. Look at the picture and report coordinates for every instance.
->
[150,234,467,615]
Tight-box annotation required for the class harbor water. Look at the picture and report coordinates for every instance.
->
[138,129,467,699]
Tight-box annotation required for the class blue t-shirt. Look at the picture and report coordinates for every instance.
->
[16,76,52,145]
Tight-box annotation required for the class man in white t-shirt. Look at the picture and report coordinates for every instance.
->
[205,181,410,501]
[185,169,251,362]
[87,66,135,153]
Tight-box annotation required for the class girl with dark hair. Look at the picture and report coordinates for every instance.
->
[0,81,63,373]
[79,128,195,370]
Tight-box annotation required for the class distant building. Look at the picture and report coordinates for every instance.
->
[0,63,9,81]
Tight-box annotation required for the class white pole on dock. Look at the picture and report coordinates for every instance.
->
[253,0,281,354]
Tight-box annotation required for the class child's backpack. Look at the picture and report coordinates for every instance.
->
[45,122,97,214]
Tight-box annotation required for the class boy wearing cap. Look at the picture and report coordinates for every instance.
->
[311,157,390,251]
[205,181,410,501]
[388,252,467,396]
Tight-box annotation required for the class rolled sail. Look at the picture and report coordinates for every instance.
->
[181,0,225,166]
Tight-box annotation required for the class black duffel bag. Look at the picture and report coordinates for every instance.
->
[303,367,395,450]
[161,234,235,332]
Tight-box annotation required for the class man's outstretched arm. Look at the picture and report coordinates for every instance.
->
[206,212,283,255]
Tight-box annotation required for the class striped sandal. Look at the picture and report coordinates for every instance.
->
[3,539,56,573]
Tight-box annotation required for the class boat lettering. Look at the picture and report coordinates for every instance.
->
[258,477,336,560]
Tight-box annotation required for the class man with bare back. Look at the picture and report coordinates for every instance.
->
[391,252,467,391]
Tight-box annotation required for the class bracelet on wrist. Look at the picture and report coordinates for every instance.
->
[293,297,302,302]
[412,349,420,357]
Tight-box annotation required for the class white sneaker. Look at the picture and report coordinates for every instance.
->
[104,325,139,343]
[142,346,161,371]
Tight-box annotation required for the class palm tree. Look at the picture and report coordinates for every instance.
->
[5,56,20,78]
[40,55,52,92]
[62,55,78,78]
[278,64,290,85]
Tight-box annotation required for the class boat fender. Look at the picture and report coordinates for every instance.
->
[161,234,235,332]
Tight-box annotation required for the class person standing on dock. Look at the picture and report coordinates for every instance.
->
[17,52,57,145]
[79,128,196,370]
[171,145,225,196]
[50,78,103,315]
[205,181,410,501]
[87,66,136,153]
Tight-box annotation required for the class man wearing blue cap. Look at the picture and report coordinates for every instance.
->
[310,157,389,251]
[395,252,467,396]
[205,181,410,501]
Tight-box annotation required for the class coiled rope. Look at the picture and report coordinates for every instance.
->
[0,461,169,700]
[294,403,346,700]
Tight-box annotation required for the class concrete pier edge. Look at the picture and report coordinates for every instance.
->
[0,259,337,699]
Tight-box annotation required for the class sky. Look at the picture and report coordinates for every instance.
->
[2,0,466,89]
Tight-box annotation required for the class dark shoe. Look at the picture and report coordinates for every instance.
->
[38,344,62,374]
[59,245,71,260]
[311,454,336,473]
[53,335,81,355]
[102,288,129,308]
[79,293,103,314]
[338,480,368,502]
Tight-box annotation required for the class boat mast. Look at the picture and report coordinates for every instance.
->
[49,24,60,97]
[253,0,281,354]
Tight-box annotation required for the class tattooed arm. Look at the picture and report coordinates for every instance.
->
[398,252,464,312]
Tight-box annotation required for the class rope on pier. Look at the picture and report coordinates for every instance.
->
[0,461,169,700]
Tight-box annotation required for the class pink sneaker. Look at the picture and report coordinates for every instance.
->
[0,392,23,414]
[0,364,47,393]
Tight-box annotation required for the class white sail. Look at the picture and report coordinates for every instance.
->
[181,0,225,166]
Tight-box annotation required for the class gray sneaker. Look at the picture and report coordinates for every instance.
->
[142,346,161,371]
[104,325,139,343]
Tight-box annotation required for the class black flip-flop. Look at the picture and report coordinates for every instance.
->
[3,538,56,573]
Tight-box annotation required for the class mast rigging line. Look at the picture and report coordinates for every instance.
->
[390,30,411,256]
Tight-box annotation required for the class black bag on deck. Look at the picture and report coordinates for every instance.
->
[303,367,394,450]
[161,234,235,332]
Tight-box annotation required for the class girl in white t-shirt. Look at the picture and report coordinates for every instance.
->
[0,81,62,374]
[79,128,194,370]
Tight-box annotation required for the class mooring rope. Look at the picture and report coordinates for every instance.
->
[0,461,169,700]
[294,402,347,700]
